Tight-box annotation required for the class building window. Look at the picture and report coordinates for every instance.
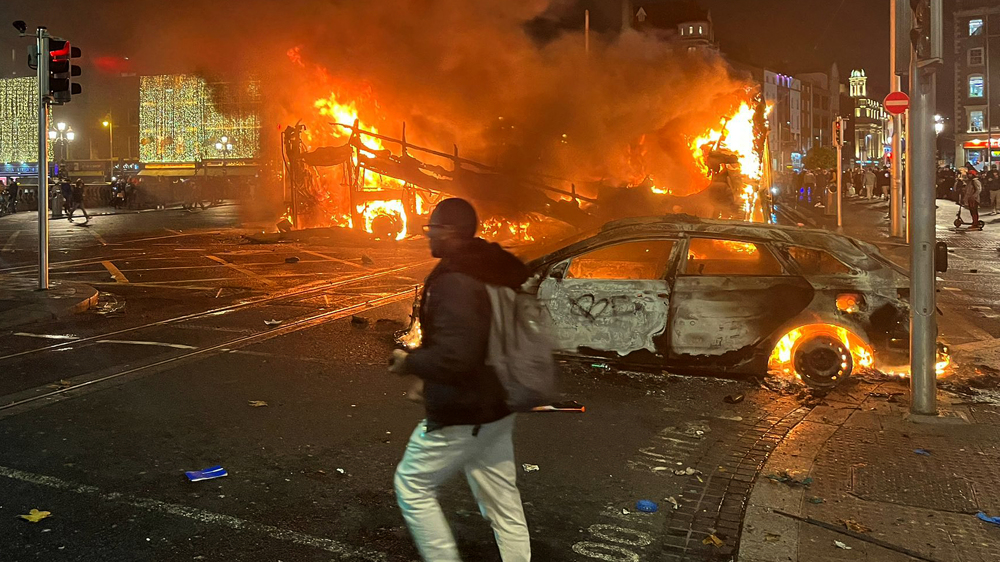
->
[970,48,985,66]
[970,18,984,36]
[969,110,986,132]
[680,27,685,35]
[689,26,694,34]
[970,75,985,98]
[698,25,703,34]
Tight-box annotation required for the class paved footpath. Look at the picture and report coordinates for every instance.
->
[739,196,1000,562]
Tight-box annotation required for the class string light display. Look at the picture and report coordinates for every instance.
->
[139,75,260,163]
[0,77,40,164]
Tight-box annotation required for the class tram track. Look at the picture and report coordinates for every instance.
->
[0,260,431,362]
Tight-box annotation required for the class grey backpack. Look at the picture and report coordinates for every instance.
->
[484,284,558,411]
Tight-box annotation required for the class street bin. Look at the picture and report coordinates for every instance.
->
[51,192,64,219]
[824,185,837,216]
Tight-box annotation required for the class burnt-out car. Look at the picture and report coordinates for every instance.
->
[518,216,912,388]
[398,216,914,389]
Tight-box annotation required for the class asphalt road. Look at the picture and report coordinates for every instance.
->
[0,203,997,561]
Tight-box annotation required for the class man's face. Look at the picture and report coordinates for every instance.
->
[425,225,465,258]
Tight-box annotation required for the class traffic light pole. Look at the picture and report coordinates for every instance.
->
[908,12,940,416]
[36,27,50,291]
[890,0,905,239]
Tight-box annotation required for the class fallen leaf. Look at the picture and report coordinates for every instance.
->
[702,534,724,547]
[840,519,872,534]
[764,532,781,542]
[666,496,680,510]
[521,464,540,473]
[247,400,268,407]
[834,540,852,550]
[19,509,51,523]
[807,496,825,504]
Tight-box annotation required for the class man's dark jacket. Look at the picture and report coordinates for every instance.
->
[405,238,529,430]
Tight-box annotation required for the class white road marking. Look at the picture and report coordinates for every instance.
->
[2,231,20,252]
[299,249,364,269]
[95,340,198,350]
[0,464,387,561]
[206,255,277,286]
[88,228,108,246]
[101,260,129,283]
[13,332,80,341]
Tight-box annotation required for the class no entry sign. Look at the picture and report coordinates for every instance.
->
[883,92,910,115]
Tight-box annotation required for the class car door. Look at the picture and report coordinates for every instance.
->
[668,236,813,360]
[537,238,678,358]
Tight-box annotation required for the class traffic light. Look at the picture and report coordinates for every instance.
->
[909,0,941,63]
[833,117,846,147]
[48,39,82,104]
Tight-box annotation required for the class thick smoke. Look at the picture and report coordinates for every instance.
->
[94,0,752,199]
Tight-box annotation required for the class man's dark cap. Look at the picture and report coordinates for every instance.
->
[429,198,477,238]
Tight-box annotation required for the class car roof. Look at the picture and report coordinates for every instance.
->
[528,215,887,272]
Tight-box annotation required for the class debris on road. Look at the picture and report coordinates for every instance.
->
[766,470,813,487]
[361,254,375,266]
[914,449,932,456]
[839,519,872,534]
[724,393,745,404]
[264,319,282,327]
[47,379,74,390]
[764,532,781,542]
[19,509,51,523]
[675,467,701,476]
[702,534,724,547]
[285,256,300,263]
[521,464,539,473]
[834,540,852,550]
[350,315,370,328]
[807,496,825,504]
[530,400,586,412]
[635,500,658,513]
[977,512,1000,526]
[185,465,229,482]
[665,496,680,510]
[247,400,268,407]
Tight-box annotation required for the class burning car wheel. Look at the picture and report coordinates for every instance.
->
[371,214,403,241]
[792,335,853,389]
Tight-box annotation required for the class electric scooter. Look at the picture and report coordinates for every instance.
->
[954,200,986,229]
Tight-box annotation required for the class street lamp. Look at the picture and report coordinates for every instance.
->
[102,117,114,162]
[934,115,945,136]
[215,135,234,176]
[48,124,75,162]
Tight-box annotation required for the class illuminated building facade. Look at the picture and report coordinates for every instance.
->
[954,0,1000,168]
[848,70,888,165]
[139,75,261,164]
[0,77,40,166]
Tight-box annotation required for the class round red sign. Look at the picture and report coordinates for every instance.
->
[883,92,910,115]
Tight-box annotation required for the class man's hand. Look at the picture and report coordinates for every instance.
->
[389,349,409,374]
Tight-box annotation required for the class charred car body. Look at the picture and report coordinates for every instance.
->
[400,216,913,389]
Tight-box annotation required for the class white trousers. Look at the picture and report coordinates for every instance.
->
[394,414,530,562]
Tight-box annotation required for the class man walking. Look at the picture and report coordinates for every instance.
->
[390,197,531,561]
[985,165,1000,214]
[5,178,18,213]
[67,178,89,223]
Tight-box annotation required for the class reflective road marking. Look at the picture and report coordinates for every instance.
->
[101,260,129,283]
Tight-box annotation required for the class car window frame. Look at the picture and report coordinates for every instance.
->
[550,237,681,282]
[678,235,788,277]
[773,243,859,276]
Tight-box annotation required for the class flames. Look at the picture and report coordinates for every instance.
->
[768,324,874,380]
[691,101,765,181]
[357,199,407,241]
[480,217,535,242]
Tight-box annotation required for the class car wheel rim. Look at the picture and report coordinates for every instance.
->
[793,335,852,389]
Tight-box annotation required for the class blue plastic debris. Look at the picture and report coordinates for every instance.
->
[636,500,658,513]
[977,512,1000,526]
[185,465,228,482]
[914,449,931,456]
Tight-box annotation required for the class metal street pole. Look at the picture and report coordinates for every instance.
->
[908,2,940,416]
[837,133,843,228]
[36,28,50,291]
[890,0,905,238]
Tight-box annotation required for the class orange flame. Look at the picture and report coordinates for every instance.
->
[357,199,407,241]
[768,324,874,380]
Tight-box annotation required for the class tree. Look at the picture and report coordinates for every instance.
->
[803,147,837,170]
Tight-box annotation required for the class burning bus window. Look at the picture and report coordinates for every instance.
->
[786,246,852,275]
[566,240,674,281]
[684,238,781,276]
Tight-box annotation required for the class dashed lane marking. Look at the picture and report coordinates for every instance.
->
[0,464,387,561]
[205,255,277,286]
[2,231,20,252]
[101,260,129,283]
[13,333,79,341]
